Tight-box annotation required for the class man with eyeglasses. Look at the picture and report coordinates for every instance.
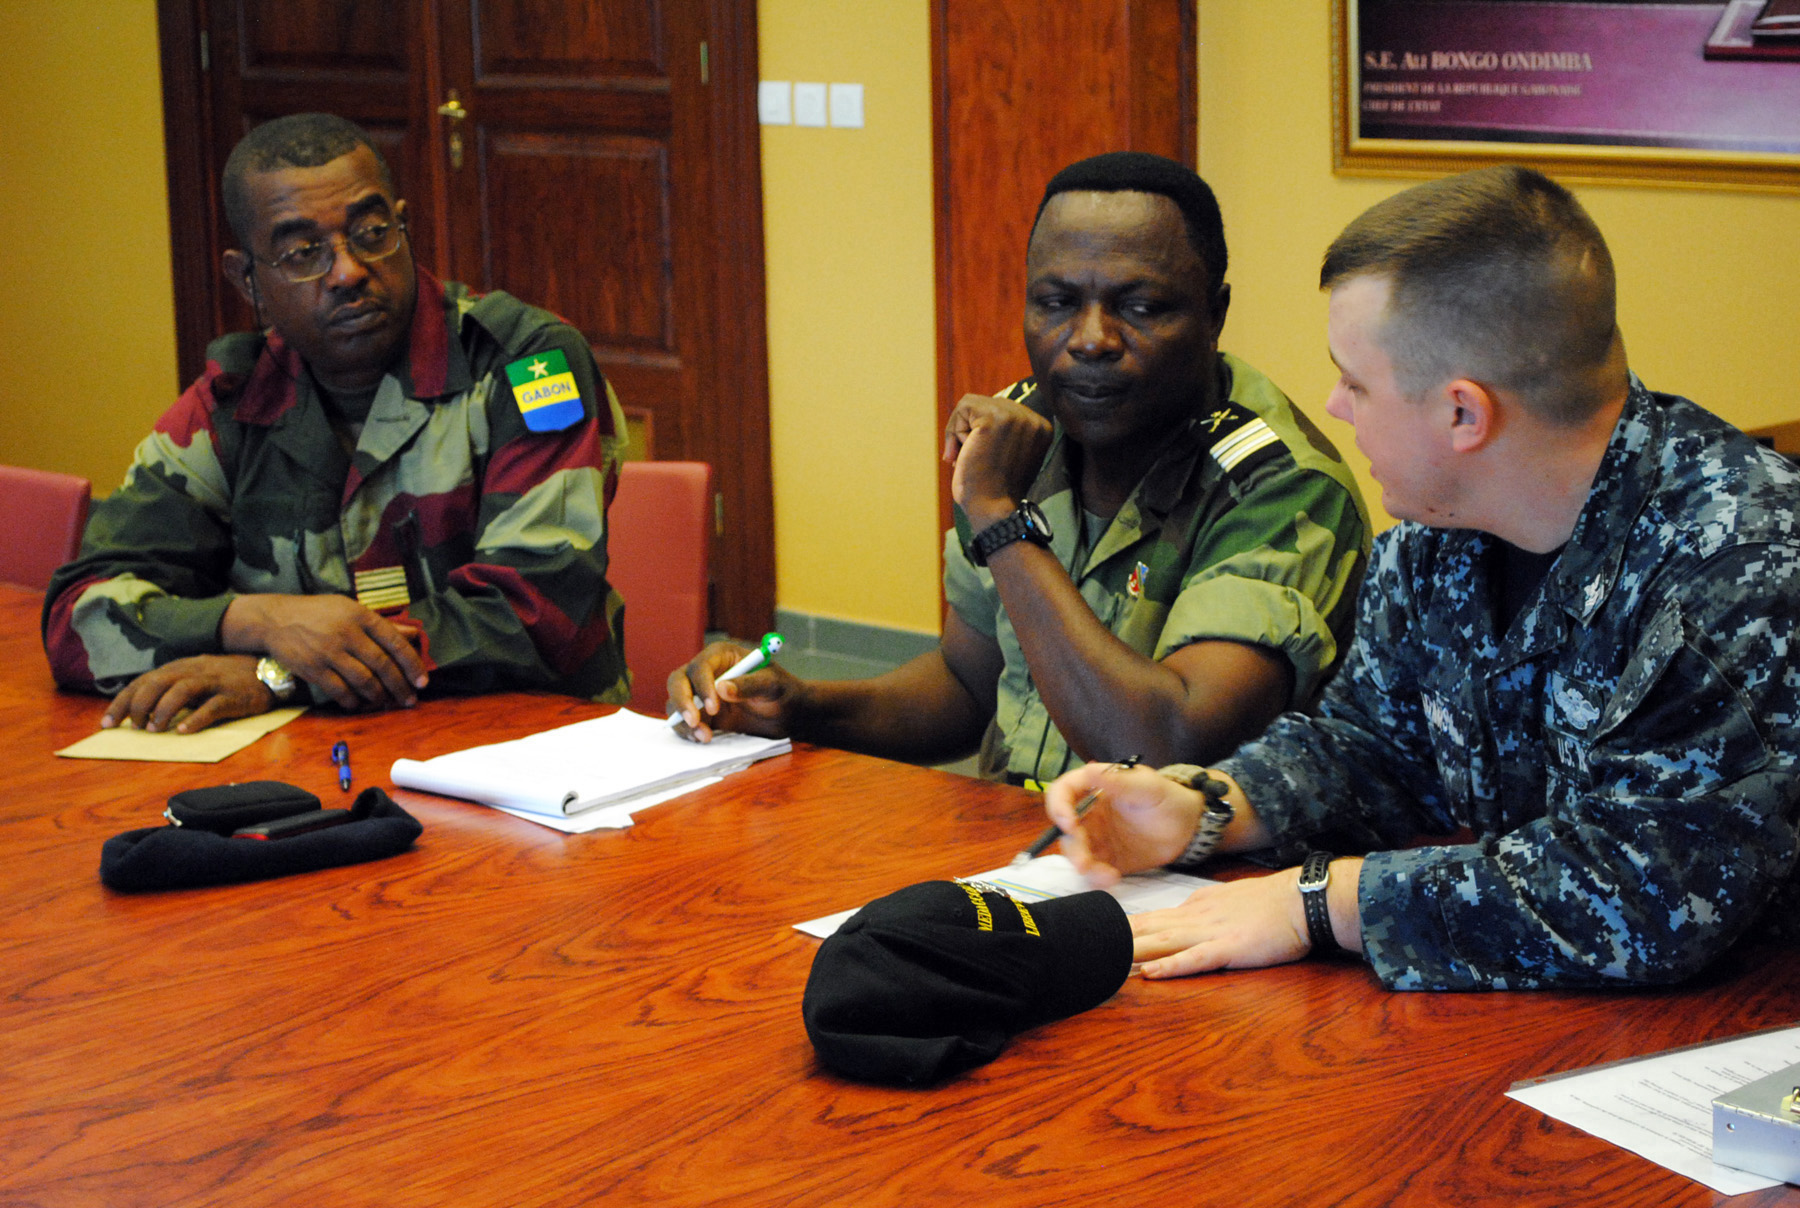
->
[44,113,631,731]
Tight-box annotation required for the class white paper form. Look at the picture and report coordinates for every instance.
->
[1506,1024,1800,1195]
[794,854,1209,938]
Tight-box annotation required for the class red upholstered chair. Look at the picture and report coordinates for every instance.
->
[608,461,713,715]
[0,465,92,591]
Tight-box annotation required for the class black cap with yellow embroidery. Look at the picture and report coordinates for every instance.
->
[802,880,1132,1085]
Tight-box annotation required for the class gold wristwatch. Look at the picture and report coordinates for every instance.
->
[255,656,297,703]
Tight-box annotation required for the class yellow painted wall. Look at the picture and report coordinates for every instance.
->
[757,1,941,634]
[0,2,178,495]
[1198,2,1800,530]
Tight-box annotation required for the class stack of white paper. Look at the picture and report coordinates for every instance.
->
[1507,1024,1800,1195]
[391,709,791,828]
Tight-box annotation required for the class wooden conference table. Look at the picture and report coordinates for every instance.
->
[2,582,1796,1208]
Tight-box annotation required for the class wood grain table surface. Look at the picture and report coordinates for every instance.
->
[1,584,1795,1207]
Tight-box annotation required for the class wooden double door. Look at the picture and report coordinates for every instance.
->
[157,0,774,640]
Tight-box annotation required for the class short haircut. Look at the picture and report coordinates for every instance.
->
[221,113,395,248]
[1033,151,1228,290]
[1320,165,1619,425]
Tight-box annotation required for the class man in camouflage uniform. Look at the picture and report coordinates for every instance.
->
[44,113,630,732]
[669,153,1368,779]
[1049,165,1800,990]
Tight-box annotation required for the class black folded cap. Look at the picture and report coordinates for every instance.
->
[802,880,1132,1085]
[99,786,421,892]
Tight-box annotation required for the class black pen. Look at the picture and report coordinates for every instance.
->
[1012,755,1142,865]
[332,740,352,792]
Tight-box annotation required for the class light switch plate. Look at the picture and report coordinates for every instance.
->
[793,82,828,127]
[758,81,791,125]
[829,82,864,128]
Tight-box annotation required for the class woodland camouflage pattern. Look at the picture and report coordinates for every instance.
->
[45,270,631,704]
[946,352,1370,785]
[1223,379,1800,990]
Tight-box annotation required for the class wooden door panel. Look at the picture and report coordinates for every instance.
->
[473,0,665,78]
[236,0,410,75]
[1127,0,1190,151]
[478,132,675,362]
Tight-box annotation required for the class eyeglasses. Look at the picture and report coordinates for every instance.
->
[254,216,408,284]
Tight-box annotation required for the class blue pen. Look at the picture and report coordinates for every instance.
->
[331,740,352,792]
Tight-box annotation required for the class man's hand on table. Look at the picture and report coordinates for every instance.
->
[100,592,431,734]
[1128,873,1313,978]
[222,593,427,712]
[1127,859,1367,977]
[1045,761,1364,978]
[101,654,279,734]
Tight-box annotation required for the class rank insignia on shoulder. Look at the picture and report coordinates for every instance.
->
[1128,561,1148,599]
[504,349,584,432]
[1209,416,1280,472]
[1201,407,1241,433]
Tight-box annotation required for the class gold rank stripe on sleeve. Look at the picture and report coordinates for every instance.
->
[1210,417,1280,472]
[354,565,412,611]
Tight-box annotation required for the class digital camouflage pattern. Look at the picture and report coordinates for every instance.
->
[945,352,1371,785]
[45,269,631,704]
[1223,379,1800,990]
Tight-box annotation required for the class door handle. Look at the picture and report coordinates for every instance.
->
[437,89,467,169]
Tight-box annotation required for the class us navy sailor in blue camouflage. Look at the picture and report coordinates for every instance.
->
[1222,377,1800,989]
[1045,165,1800,991]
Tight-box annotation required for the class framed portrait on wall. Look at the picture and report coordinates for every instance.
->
[1333,0,1800,190]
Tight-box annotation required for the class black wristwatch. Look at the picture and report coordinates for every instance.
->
[1298,850,1340,955]
[970,501,1054,567]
